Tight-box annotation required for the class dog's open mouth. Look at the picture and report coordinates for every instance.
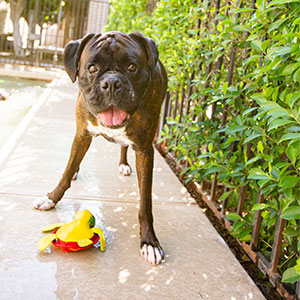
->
[97,106,130,128]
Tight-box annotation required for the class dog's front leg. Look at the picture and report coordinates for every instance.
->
[33,132,92,210]
[135,146,164,265]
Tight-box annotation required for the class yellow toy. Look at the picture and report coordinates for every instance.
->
[38,210,105,252]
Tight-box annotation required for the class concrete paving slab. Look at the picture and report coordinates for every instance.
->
[0,194,264,300]
[0,74,266,300]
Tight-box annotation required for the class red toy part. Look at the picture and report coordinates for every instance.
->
[51,228,100,252]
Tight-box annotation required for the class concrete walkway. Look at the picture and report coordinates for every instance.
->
[0,73,266,300]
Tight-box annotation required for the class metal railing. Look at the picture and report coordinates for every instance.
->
[0,0,110,68]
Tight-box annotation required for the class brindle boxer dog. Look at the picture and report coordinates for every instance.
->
[33,31,167,265]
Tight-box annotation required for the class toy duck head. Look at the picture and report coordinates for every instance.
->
[75,209,95,228]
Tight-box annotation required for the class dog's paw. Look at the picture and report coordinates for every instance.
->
[140,244,164,265]
[119,164,132,176]
[33,196,56,210]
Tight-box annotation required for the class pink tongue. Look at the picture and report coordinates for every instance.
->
[97,106,129,126]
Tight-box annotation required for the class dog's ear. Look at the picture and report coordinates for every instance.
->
[129,32,158,80]
[64,33,96,82]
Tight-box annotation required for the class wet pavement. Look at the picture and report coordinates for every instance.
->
[0,72,266,300]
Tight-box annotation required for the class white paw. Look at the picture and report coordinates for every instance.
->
[32,196,56,210]
[119,164,132,176]
[72,172,79,180]
[140,244,164,265]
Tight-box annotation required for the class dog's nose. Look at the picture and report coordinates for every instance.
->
[100,76,122,94]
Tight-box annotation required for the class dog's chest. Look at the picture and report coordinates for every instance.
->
[87,121,133,146]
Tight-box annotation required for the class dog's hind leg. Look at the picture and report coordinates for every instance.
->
[119,145,132,176]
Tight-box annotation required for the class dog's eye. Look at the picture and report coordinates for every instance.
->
[128,64,137,72]
[88,64,98,74]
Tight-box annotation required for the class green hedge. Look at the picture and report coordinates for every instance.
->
[106,0,300,287]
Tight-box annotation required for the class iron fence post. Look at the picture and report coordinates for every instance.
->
[54,0,63,66]
[158,91,170,140]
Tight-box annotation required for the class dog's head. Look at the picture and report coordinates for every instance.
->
[64,31,159,128]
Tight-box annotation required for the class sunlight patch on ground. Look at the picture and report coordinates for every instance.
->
[119,268,130,283]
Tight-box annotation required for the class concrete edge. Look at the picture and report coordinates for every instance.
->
[0,65,63,82]
[0,77,59,168]
[0,191,198,207]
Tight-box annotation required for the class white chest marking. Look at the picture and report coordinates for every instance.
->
[87,120,133,146]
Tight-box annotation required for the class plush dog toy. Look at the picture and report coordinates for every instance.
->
[38,209,105,252]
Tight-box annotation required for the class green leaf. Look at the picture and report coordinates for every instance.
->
[279,133,300,143]
[268,0,300,6]
[236,115,243,126]
[267,46,292,59]
[256,0,265,9]
[284,226,300,238]
[226,125,248,134]
[251,93,267,105]
[252,203,271,211]
[264,87,274,99]
[269,107,290,118]
[226,212,243,221]
[280,176,300,188]
[243,107,257,117]
[246,156,262,166]
[268,119,295,131]
[293,17,300,26]
[251,40,263,52]
[258,141,264,153]
[219,191,232,202]
[279,87,288,102]
[243,133,263,144]
[281,206,300,220]
[261,40,269,52]
[243,55,260,66]
[235,8,256,14]
[230,220,244,236]
[222,82,228,95]
[187,29,196,35]
[260,101,290,117]
[248,168,270,180]
[204,166,227,176]
[295,259,300,272]
[287,141,300,164]
[239,233,252,242]
[268,18,287,33]
[282,267,300,284]
[272,86,279,102]
[293,67,300,82]
[267,216,277,228]
[287,126,300,133]
[287,92,300,109]
[232,25,248,32]
[281,64,297,76]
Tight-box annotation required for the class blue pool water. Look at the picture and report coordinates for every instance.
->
[0,76,48,147]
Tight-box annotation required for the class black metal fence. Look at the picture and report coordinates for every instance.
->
[0,0,110,68]
[156,1,300,299]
